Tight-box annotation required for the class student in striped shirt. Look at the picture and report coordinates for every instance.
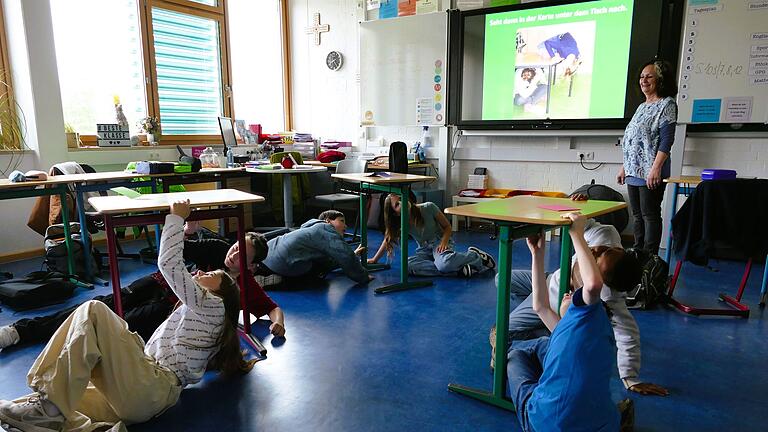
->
[0,200,255,431]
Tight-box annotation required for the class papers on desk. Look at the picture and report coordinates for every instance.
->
[292,165,314,170]
[256,163,283,170]
[110,186,141,198]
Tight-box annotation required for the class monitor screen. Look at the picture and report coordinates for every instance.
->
[450,0,675,129]
[218,116,237,150]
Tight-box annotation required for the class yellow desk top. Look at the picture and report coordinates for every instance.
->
[0,168,247,190]
[89,189,264,215]
[331,172,435,184]
[665,175,702,185]
[444,196,627,226]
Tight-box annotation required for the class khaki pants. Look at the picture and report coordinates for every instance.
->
[25,300,181,430]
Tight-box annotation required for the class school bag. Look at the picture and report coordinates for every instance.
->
[0,271,76,310]
[625,249,669,310]
[44,222,98,277]
[570,181,629,233]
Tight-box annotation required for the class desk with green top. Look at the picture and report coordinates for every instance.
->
[330,172,436,294]
[443,196,627,411]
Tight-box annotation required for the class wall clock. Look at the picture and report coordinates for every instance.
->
[326,51,343,71]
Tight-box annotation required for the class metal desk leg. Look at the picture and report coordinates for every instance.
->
[282,174,293,228]
[375,185,432,294]
[558,226,572,308]
[151,180,161,249]
[103,214,124,318]
[58,186,76,278]
[234,204,267,355]
[664,183,679,265]
[448,224,516,411]
[359,189,389,272]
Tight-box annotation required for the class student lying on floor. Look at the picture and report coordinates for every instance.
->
[506,213,635,432]
[491,194,668,396]
[0,226,285,352]
[368,194,496,277]
[0,200,256,432]
[255,210,372,286]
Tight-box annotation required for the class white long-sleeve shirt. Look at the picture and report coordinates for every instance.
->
[144,214,226,387]
[546,219,642,384]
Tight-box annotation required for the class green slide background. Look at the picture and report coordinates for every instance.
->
[481,0,634,120]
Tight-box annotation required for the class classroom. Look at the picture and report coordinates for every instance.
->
[0,0,766,431]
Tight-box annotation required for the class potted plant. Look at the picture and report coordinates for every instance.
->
[0,70,27,152]
[138,116,160,145]
[64,123,80,149]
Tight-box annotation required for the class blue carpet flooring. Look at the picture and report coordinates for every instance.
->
[0,230,766,431]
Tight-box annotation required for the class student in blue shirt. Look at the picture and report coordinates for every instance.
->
[538,32,581,77]
[507,212,632,432]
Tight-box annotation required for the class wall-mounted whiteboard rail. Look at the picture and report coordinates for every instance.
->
[359,12,448,127]
[677,1,768,124]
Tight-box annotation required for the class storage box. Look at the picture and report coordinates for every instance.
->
[467,174,488,189]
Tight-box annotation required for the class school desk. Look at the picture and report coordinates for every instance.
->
[246,165,327,228]
[664,177,768,315]
[88,189,266,350]
[330,172,437,294]
[305,159,433,174]
[443,196,627,412]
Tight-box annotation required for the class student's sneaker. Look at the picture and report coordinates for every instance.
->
[253,273,283,289]
[1,422,22,432]
[0,326,19,351]
[489,325,497,371]
[618,398,635,432]
[458,264,476,278]
[468,247,496,271]
[0,395,64,432]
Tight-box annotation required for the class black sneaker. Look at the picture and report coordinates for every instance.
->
[459,264,475,278]
[468,247,496,270]
[618,398,635,432]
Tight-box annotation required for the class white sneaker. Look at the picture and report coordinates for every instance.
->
[0,326,19,350]
[468,247,496,270]
[253,273,283,288]
[0,395,64,432]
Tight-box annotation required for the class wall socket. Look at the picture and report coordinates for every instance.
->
[577,151,595,161]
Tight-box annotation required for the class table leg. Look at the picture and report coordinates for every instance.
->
[58,186,76,278]
[448,224,516,411]
[664,183,679,265]
[75,187,96,283]
[234,204,267,355]
[151,180,162,250]
[103,214,124,318]
[282,174,293,228]
[760,256,768,307]
[359,188,389,272]
[558,226,572,309]
[374,185,432,294]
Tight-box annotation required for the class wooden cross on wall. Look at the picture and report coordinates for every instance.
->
[305,12,329,46]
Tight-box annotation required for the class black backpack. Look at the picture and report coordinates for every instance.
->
[44,222,98,277]
[625,249,669,310]
[571,182,629,233]
[388,141,409,174]
[0,271,76,310]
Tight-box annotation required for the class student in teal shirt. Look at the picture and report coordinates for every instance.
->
[368,194,495,277]
[507,213,636,431]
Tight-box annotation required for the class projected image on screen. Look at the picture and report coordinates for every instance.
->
[480,0,633,121]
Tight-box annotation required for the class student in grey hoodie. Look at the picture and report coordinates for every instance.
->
[259,210,371,284]
[494,194,669,397]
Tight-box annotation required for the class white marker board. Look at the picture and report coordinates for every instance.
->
[359,12,448,126]
[677,0,768,124]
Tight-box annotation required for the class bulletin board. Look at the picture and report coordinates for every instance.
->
[677,0,768,124]
[359,12,448,126]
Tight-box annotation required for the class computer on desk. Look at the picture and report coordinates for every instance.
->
[218,116,237,155]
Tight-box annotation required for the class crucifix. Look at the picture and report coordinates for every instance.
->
[305,12,330,46]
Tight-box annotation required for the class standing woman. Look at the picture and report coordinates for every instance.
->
[617,60,678,255]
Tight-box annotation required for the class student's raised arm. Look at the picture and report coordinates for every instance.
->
[562,212,603,305]
[528,232,560,331]
[158,200,209,312]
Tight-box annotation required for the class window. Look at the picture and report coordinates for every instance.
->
[51,0,289,145]
[0,0,22,150]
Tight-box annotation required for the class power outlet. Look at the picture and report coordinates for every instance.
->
[577,151,595,160]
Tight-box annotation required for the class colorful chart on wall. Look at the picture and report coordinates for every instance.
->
[360,12,448,126]
[677,0,768,124]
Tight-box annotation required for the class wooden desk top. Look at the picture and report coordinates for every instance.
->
[304,160,432,171]
[665,175,702,185]
[444,196,627,226]
[331,172,435,184]
[89,189,264,215]
[245,166,327,174]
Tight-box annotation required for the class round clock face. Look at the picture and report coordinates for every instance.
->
[326,51,343,71]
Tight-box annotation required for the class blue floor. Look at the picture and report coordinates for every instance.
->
[1,230,766,431]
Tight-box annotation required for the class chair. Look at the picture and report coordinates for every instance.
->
[269,151,311,224]
[307,158,367,241]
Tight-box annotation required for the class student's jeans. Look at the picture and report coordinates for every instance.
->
[26,301,181,427]
[627,183,667,255]
[13,275,172,345]
[507,336,550,432]
[514,84,548,106]
[407,241,484,276]
[495,270,551,342]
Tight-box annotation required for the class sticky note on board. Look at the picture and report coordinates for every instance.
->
[691,99,722,122]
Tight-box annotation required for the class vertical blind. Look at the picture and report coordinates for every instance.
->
[152,7,223,135]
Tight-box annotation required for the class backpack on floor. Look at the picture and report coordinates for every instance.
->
[44,222,98,277]
[625,249,669,310]
[0,271,76,310]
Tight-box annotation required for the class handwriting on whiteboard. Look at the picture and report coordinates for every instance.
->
[693,61,744,79]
